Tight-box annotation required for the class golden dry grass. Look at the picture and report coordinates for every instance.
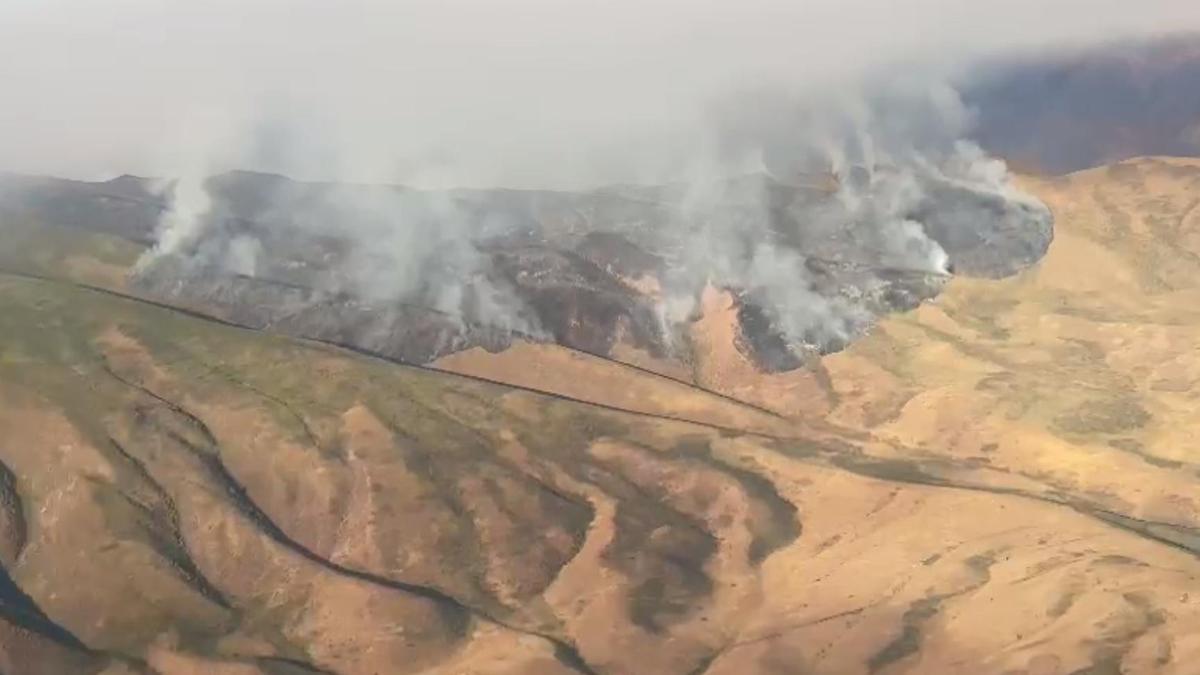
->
[5,158,1200,673]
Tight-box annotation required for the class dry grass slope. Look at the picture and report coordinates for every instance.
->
[2,158,1200,673]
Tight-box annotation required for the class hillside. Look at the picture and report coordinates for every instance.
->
[964,35,1200,172]
[1,158,1200,673]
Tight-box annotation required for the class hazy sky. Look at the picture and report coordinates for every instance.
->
[0,0,1196,187]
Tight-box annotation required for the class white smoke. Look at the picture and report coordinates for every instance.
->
[225,235,262,276]
[644,78,1036,350]
[134,155,543,335]
[136,175,266,279]
[136,175,211,270]
[134,107,254,276]
[134,74,1047,356]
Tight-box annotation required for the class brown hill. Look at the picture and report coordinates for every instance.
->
[2,158,1200,673]
[439,157,1200,672]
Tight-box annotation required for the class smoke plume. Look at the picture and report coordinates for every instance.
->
[133,72,1050,357]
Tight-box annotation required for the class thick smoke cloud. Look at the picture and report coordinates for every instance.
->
[140,171,544,335]
[649,79,1048,350]
[0,1,1196,186]
[134,74,1050,354]
[2,1,1185,357]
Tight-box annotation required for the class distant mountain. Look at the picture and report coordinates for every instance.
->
[964,34,1200,173]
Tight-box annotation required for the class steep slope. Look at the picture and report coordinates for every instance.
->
[0,268,802,674]
[3,159,1200,673]
[816,158,1200,523]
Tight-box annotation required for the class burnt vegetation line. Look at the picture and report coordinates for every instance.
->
[1,266,796,438]
[50,262,1200,568]
[0,267,741,673]
[13,263,1200,669]
[23,263,1200,569]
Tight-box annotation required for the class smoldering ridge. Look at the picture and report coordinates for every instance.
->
[129,81,1052,370]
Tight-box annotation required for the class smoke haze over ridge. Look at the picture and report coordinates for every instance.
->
[129,79,1053,360]
[0,0,1197,186]
[1,1,1193,362]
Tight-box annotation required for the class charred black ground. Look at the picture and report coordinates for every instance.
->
[0,169,1052,371]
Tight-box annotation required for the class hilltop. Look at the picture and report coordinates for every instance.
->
[1,158,1200,673]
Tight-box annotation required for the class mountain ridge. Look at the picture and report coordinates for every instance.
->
[2,156,1200,673]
